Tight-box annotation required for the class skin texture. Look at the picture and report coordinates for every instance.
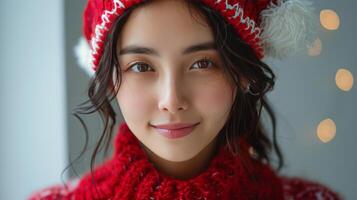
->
[115,0,237,180]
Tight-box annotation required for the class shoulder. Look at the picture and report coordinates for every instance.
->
[27,178,79,200]
[27,158,115,200]
[280,175,343,200]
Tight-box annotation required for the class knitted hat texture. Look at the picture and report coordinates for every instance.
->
[74,0,317,76]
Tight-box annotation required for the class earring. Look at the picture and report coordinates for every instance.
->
[244,83,259,96]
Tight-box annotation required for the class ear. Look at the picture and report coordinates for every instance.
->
[240,78,249,90]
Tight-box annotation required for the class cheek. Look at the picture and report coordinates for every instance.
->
[117,72,236,123]
[194,75,235,116]
[116,77,154,124]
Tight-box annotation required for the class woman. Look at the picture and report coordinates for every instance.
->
[29,0,342,199]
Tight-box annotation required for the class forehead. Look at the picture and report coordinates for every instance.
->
[117,0,214,52]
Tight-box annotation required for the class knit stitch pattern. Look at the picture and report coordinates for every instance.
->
[28,122,342,200]
[83,0,274,71]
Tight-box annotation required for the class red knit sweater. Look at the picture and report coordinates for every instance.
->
[29,122,342,200]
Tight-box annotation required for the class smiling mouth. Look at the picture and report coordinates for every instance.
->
[151,123,199,139]
[150,122,200,130]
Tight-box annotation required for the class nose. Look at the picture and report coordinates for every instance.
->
[158,75,188,114]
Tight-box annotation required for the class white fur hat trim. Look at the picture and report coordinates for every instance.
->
[74,37,95,77]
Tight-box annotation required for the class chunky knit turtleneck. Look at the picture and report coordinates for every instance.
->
[29,122,343,200]
[70,122,284,199]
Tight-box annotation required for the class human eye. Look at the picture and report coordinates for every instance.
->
[127,62,154,73]
[190,57,216,70]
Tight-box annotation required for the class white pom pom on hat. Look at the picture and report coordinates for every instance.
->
[260,0,318,60]
[74,0,318,76]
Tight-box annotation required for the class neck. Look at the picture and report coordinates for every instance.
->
[139,137,219,180]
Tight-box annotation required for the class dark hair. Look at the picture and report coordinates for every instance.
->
[65,0,284,185]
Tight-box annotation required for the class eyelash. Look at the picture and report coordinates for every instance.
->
[127,57,216,73]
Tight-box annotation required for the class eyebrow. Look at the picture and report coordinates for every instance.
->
[118,41,217,56]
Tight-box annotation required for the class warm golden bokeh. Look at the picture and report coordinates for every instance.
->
[317,118,336,143]
[320,9,340,30]
[308,37,322,56]
[335,68,354,91]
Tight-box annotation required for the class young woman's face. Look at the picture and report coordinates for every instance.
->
[115,0,237,162]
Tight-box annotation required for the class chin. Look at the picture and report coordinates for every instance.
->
[159,147,202,162]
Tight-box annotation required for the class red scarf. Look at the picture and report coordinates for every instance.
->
[65,122,284,199]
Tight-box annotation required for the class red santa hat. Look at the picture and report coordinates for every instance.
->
[74,0,318,76]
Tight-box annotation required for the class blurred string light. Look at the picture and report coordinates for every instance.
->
[320,9,340,30]
[335,68,354,91]
[312,9,346,144]
[308,37,322,56]
[317,118,336,143]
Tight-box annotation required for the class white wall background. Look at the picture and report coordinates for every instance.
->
[0,0,355,199]
[0,0,67,199]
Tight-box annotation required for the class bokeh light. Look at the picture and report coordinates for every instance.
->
[308,37,322,56]
[320,9,340,30]
[317,118,336,143]
[335,68,354,91]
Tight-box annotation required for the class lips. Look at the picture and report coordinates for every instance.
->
[150,122,200,139]
[151,122,200,130]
